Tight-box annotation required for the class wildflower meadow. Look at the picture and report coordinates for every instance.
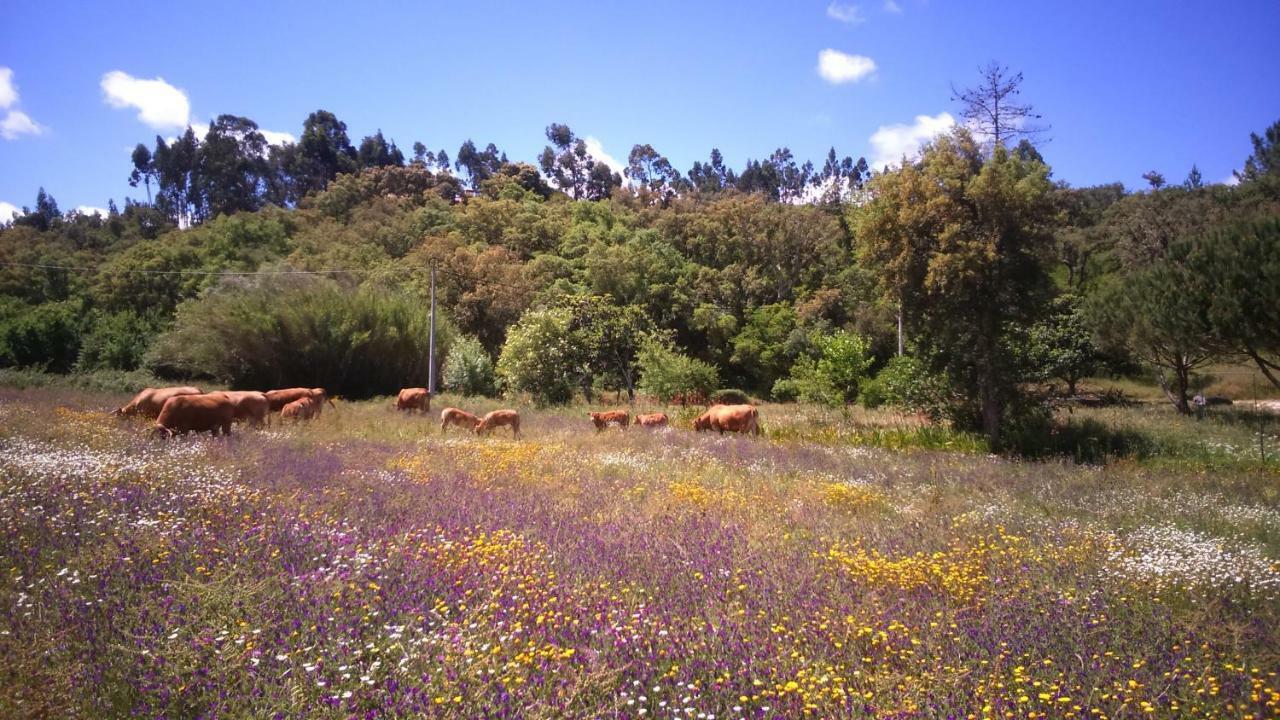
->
[2,388,1278,718]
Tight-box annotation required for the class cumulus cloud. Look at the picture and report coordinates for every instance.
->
[101,70,191,129]
[0,67,46,140]
[584,136,626,179]
[1,109,44,140]
[73,205,109,217]
[0,67,16,109]
[260,129,296,147]
[817,49,876,84]
[826,2,865,23]
[1221,173,1240,186]
[0,201,19,223]
[884,0,903,13]
[868,112,956,170]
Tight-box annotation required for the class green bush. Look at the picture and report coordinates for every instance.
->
[773,331,873,405]
[636,335,718,404]
[711,388,751,405]
[76,311,160,372]
[495,307,579,405]
[0,299,83,373]
[444,335,497,397]
[146,278,452,398]
[860,355,949,418]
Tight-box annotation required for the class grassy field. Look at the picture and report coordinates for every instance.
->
[1,386,1278,718]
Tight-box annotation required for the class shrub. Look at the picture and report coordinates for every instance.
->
[76,311,160,372]
[146,277,452,398]
[711,388,751,405]
[0,299,82,373]
[773,331,873,405]
[636,336,718,404]
[443,335,497,397]
[860,355,949,419]
[495,307,580,405]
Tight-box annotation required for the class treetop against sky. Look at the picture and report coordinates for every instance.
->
[1,0,1278,214]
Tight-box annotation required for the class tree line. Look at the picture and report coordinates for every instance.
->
[2,65,1277,449]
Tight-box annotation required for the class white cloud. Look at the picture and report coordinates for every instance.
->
[1,110,44,140]
[817,49,876,84]
[884,0,903,13]
[260,129,295,147]
[1221,173,1240,186]
[868,111,956,170]
[826,2,865,23]
[0,67,17,109]
[101,70,191,129]
[0,68,46,139]
[73,205,109,217]
[584,136,627,179]
[0,201,19,223]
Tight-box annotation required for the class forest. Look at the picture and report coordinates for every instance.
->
[2,69,1278,448]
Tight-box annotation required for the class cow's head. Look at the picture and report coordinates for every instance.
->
[152,426,175,440]
[692,415,710,432]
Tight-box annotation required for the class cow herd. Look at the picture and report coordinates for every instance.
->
[114,384,764,440]
[114,386,333,438]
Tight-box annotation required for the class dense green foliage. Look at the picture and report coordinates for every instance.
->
[1,105,1277,435]
[146,279,449,398]
[636,335,719,404]
[443,335,497,397]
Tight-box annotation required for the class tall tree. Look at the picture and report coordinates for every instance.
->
[951,62,1047,149]
[129,143,156,203]
[538,124,617,200]
[626,144,685,201]
[16,187,62,231]
[197,114,271,218]
[856,129,1056,444]
[455,140,505,190]
[357,130,405,168]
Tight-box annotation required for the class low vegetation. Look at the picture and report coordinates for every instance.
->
[1,388,1276,718]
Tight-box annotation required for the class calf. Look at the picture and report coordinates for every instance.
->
[154,393,235,439]
[397,388,432,413]
[476,409,520,438]
[440,407,481,434]
[280,396,318,422]
[588,410,630,431]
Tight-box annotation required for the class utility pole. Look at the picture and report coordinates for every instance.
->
[428,264,437,395]
[897,302,904,357]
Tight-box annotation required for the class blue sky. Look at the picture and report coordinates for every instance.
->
[2,0,1278,217]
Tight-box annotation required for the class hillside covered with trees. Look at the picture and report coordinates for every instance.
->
[2,69,1278,447]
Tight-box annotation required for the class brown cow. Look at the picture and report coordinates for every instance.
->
[635,412,669,428]
[476,409,520,438]
[588,410,630,431]
[309,388,336,416]
[212,391,270,426]
[280,396,318,422]
[113,386,203,418]
[153,394,235,439]
[397,388,432,413]
[266,388,334,413]
[692,404,761,436]
[440,407,481,434]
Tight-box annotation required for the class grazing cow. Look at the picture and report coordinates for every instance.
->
[153,393,235,439]
[266,388,334,413]
[588,410,630,431]
[309,388,336,416]
[440,407,481,434]
[280,396,318,422]
[397,388,432,413]
[692,404,761,436]
[476,409,520,438]
[635,412,669,428]
[212,391,270,426]
[113,386,203,418]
